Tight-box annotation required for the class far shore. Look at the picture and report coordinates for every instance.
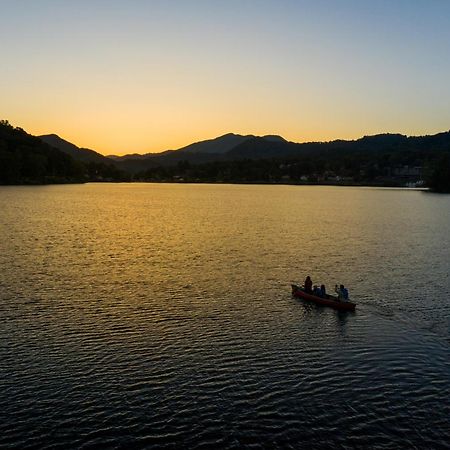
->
[1,179,431,191]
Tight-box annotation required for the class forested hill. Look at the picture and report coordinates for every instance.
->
[108,131,450,167]
[136,131,450,191]
[39,134,111,164]
[225,132,450,161]
[2,119,449,190]
[0,121,129,184]
[0,120,84,184]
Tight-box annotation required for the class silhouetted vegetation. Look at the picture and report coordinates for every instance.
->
[0,120,84,184]
[39,134,116,164]
[2,119,449,189]
[130,131,450,189]
[135,138,448,188]
[0,120,130,184]
[84,161,131,182]
[426,154,450,193]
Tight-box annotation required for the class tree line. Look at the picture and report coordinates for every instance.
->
[1,119,449,191]
[135,145,450,191]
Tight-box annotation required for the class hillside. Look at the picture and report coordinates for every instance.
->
[136,131,450,189]
[110,131,450,172]
[110,133,253,161]
[0,120,83,184]
[39,133,130,181]
[39,134,112,164]
[0,121,131,184]
[110,133,289,173]
[174,133,253,154]
[8,122,450,189]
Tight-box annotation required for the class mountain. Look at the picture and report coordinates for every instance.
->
[226,136,295,159]
[0,122,130,184]
[0,120,83,184]
[109,133,254,161]
[91,130,450,175]
[108,133,288,172]
[135,129,450,189]
[33,129,450,189]
[261,135,288,143]
[175,133,254,154]
[39,134,112,164]
[225,131,450,161]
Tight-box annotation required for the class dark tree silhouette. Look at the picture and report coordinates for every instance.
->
[427,154,450,193]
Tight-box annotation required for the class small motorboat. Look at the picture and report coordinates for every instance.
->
[291,284,356,311]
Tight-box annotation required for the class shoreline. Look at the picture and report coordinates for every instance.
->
[0,180,430,191]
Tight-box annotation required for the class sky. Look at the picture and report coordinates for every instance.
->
[1,0,450,155]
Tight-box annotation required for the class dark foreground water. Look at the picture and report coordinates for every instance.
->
[1,184,449,449]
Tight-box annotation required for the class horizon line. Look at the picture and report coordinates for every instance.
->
[36,127,450,157]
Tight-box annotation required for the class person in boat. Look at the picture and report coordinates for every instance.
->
[341,285,349,300]
[320,284,326,298]
[313,285,321,296]
[304,276,313,293]
[335,284,349,301]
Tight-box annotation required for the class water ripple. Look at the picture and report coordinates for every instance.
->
[1,184,450,449]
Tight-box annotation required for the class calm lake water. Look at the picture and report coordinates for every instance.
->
[1,183,449,449]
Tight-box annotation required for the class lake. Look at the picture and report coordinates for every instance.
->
[0,183,449,449]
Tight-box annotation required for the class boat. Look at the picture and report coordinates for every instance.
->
[291,284,356,311]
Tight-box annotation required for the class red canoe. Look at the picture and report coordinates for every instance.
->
[291,284,356,311]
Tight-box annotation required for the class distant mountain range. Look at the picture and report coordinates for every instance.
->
[39,129,450,176]
[40,132,292,173]
[2,118,449,190]
[106,133,287,159]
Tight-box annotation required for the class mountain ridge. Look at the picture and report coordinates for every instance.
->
[2,119,449,190]
[39,134,112,164]
[38,129,450,175]
[43,130,450,162]
[108,133,258,160]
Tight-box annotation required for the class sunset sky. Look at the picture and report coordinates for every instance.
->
[2,0,450,155]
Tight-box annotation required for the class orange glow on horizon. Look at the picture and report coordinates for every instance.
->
[14,120,449,157]
[2,2,450,156]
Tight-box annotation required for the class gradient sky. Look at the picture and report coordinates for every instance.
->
[2,0,450,155]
